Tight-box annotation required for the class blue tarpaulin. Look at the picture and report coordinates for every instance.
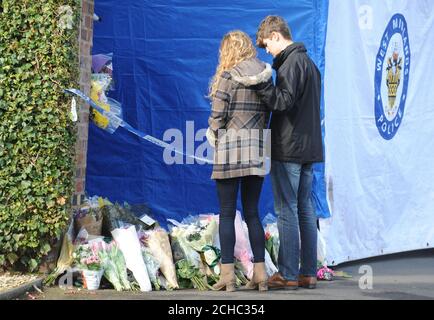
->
[87,0,330,225]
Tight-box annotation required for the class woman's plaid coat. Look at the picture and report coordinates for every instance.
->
[208,58,272,180]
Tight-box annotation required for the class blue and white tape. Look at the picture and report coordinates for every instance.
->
[64,88,214,164]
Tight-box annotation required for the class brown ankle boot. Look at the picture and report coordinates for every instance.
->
[245,262,268,291]
[213,263,236,292]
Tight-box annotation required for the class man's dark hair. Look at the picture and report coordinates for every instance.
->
[256,15,292,48]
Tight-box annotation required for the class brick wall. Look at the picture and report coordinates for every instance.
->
[73,0,94,207]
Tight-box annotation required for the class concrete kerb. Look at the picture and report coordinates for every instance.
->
[0,277,45,300]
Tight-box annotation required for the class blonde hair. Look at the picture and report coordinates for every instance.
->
[209,30,256,97]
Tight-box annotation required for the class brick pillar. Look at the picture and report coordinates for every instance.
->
[73,0,94,207]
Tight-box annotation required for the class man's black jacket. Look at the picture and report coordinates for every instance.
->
[255,42,324,163]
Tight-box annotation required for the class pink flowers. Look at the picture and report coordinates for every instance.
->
[82,255,101,267]
[317,266,334,281]
[74,243,103,271]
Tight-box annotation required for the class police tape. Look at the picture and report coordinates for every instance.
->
[64,88,214,164]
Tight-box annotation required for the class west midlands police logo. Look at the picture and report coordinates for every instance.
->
[375,14,410,140]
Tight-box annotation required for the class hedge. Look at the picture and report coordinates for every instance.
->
[0,0,80,271]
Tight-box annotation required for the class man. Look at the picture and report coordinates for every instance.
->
[253,16,324,289]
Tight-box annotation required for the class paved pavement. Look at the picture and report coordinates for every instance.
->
[28,249,434,300]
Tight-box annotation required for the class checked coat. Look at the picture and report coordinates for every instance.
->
[208,57,272,179]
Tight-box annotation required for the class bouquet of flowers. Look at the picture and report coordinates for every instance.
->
[73,205,103,236]
[175,259,212,291]
[141,228,179,289]
[71,241,105,290]
[264,223,279,266]
[111,225,152,292]
[170,223,210,289]
[205,213,254,286]
[317,264,334,281]
[98,241,131,291]
[73,242,103,271]
[233,211,254,279]
[44,221,75,286]
[184,215,221,286]
[170,225,202,268]
[102,202,149,235]
[141,246,162,290]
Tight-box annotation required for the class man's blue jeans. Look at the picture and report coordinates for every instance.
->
[270,160,317,281]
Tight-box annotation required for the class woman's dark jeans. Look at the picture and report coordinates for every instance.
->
[216,175,265,264]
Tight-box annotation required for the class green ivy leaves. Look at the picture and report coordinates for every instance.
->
[0,0,80,271]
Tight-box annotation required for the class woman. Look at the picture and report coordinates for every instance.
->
[207,30,272,292]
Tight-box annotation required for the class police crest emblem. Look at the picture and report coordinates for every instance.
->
[374,14,410,140]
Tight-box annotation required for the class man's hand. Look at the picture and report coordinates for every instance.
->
[249,78,273,91]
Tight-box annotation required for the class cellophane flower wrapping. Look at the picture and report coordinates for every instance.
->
[111,225,152,292]
[170,226,202,268]
[185,216,218,252]
[169,217,218,290]
[141,228,179,289]
[44,220,75,286]
[141,246,161,290]
[233,211,254,279]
